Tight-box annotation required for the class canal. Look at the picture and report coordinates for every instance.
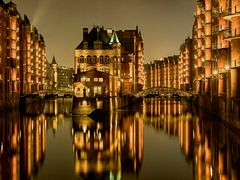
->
[0,98,239,180]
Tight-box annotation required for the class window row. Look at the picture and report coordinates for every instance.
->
[78,55,115,64]
[80,77,104,82]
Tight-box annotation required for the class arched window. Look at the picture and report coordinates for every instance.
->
[93,56,97,64]
[80,56,84,63]
[87,56,92,64]
[105,56,109,64]
[100,56,104,64]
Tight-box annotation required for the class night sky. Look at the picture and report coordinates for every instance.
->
[11,0,196,67]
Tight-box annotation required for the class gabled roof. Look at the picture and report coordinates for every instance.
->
[75,68,113,77]
[76,27,112,50]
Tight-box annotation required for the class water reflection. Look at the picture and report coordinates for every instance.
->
[0,111,46,180]
[143,98,240,180]
[72,111,144,179]
[0,98,239,180]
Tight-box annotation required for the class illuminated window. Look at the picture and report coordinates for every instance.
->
[86,78,90,82]
[100,56,103,64]
[94,86,102,95]
[87,56,91,64]
[99,78,103,82]
[94,78,98,82]
[93,56,97,63]
[80,56,84,63]
[105,56,109,64]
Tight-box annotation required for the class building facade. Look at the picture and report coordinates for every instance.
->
[74,26,144,97]
[144,56,179,90]
[57,66,74,91]
[0,1,47,109]
[179,38,194,91]
[192,0,240,129]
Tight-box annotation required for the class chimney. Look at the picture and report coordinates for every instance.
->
[83,28,88,41]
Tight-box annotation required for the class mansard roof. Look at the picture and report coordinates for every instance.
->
[76,26,112,50]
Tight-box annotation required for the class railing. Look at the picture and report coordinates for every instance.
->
[223,5,240,18]
[231,59,240,68]
[223,29,240,40]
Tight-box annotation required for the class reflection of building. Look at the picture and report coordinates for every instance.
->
[0,112,46,180]
[72,112,143,178]
[144,56,179,89]
[74,26,144,97]
[143,99,240,180]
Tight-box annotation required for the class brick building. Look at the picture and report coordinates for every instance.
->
[74,26,144,97]
[0,1,46,109]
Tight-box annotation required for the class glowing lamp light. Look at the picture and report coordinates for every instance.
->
[210,166,213,178]
[213,70,218,75]
[1,143,3,153]
[225,65,230,70]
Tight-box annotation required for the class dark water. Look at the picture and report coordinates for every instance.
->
[0,98,239,180]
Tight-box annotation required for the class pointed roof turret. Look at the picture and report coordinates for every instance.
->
[109,31,120,45]
[52,56,57,64]
[138,31,143,41]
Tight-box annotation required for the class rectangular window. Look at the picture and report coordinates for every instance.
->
[86,78,90,82]
[99,78,103,82]
[94,78,98,82]
[81,77,85,82]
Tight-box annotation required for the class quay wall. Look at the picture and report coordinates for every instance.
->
[194,94,240,132]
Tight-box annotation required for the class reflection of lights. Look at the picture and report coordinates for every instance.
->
[32,122,34,130]
[45,120,47,128]
[39,125,42,134]
[109,172,114,180]
[88,130,90,139]
[82,100,87,106]
[195,156,198,163]
[72,128,74,135]
[1,143,3,153]
[98,132,102,140]
[225,64,230,70]
[117,171,121,180]
[83,126,87,133]
[210,166,213,178]
[18,131,21,141]
[193,130,195,139]
[213,70,218,76]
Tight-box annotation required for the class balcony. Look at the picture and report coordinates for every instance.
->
[223,5,240,21]
[223,29,240,41]
[231,60,240,68]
